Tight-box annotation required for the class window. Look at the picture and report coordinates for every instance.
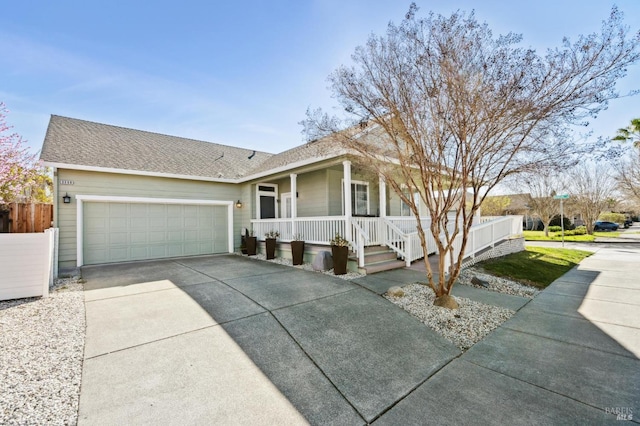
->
[342,180,369,216]
[281,193,292,218]
[400,185,420,216]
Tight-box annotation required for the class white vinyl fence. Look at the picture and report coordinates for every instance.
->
[0,228,58,301]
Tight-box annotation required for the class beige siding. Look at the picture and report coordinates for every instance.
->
[56,169,243,269]
[327,169,343,216]
[296,170,329,217]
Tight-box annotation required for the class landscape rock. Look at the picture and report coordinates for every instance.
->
[312,251,333,271]
[471,276,490,288]
[433,294,460,309]
[387,286,405,297]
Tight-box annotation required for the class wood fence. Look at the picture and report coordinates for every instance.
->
[0,203,53,233]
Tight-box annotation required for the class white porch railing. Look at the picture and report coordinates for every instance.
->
[442,215,523,273]
[251,214,522,271]
[350,219,369,267]
[251,216,346,244]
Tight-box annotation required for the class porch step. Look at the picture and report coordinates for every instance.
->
[350,245,407,274]
[363,259,407,274]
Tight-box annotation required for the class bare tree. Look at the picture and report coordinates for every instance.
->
[569,163,617,234]
[616,148,640,207]
[515,173,567,236]
[302,5,640,308]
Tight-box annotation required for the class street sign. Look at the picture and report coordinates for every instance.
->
[553,194,570,200]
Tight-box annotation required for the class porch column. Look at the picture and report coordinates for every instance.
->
[290,173,297,238]
[343,160,352,242]
[378,174,387,218]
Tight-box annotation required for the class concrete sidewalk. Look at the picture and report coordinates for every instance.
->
[78,246,639,424]
[374,246,640,424]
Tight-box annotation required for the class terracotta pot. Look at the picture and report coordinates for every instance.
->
[265,238,277,260]
[291,240,305,265]
[246,236,257,256]
[331,245,349,275]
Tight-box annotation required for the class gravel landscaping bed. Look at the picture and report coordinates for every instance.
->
[457,267,540,298]
[242,253,365,280]
[0,277,85,426]
[385,283,515,351]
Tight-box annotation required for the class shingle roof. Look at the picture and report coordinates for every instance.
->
[40,116,274,180]
[244,137,345,177]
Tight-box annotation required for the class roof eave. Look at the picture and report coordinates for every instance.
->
[43,162,240,184]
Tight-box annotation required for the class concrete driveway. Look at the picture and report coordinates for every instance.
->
[78,248,639,424]
[78,255,459,425]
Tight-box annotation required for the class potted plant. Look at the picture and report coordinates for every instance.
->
[246,229,257,256]
[290,234,305,265]
[330,232,350,275]
[264,230,280,260]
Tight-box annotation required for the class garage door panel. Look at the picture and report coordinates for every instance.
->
[109,203,128,215]
[84,201,228,265]
[148,204,166,215]
[130,204,148,215]
[167,204,182,215]
[109,247,129,262]
[184,205,198,216]
[130,232,148,244]
[149,217,166,228]
[130,247,148,260]
[167,231,183,242]
[184,243,200,255]
[109,232,129,245]
[130,217,148,229]
[149,245,167,258]
[184,217,198,228]
[148,231,166,243]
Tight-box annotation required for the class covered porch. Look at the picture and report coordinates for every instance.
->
[249,159,522,272]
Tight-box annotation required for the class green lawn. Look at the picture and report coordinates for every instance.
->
[478,246,593,288]
[523,230,620,242]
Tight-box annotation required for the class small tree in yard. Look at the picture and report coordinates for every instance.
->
[616,148,640,206]
[515,173,567,237]
[302,4,640,309]
[0,103,45,204]
[569,162,617,234]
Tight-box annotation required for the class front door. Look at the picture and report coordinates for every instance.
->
[257,184,278,219]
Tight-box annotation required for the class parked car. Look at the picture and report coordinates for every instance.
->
[594,221,619,231]
[624,219,633,228]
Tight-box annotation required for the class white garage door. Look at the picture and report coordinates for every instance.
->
[83,202,229,265]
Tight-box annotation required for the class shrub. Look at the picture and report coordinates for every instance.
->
[549,215,575,230]
[564,226,587,236]
[548,226,562,232]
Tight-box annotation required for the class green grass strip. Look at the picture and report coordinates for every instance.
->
[478,246,592,288]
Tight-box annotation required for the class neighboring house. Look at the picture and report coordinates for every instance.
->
[41,116,521,273]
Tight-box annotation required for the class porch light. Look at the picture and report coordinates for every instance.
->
[62,193,71,204]
[235,200,243,208]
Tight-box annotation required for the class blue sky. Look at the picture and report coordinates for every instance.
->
[1,1,639,155]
